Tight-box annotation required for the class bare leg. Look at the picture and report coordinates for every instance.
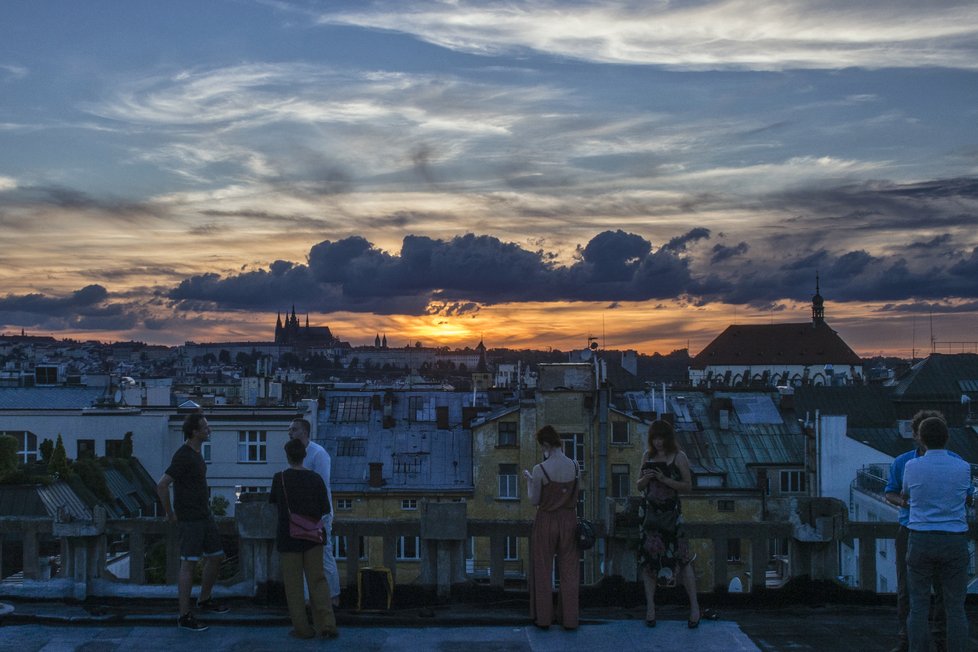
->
[199,555,223,602]
[178,560,196,616]
[682,562,700,623]
[641,568,658,621]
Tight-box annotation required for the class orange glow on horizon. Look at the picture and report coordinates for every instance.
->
[9,298,976,360]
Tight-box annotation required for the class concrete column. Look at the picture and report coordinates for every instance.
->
[382,535,397,585]
[489,535,506,588]
[750,534,768,592]
[22,525,39,580]
[713,537,729,592]
[858,537,876,591]
[129,530,145,584]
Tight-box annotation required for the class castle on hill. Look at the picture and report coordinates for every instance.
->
[274,306,341,349]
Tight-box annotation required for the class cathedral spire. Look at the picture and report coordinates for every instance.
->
[812,272,825,326]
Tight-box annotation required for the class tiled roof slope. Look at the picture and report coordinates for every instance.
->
[0,387,103,409]
[792,386,897,427]
[317,390,474,494]
[690,322,862,369]
[644,391,807,490]
[890,353,978,400]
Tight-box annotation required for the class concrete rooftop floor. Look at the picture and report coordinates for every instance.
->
[2,598,976,651]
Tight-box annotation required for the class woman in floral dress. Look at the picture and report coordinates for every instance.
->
[636,419,701,628]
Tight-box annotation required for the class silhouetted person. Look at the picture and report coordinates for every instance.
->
[524,425,580,630]
[902,417,972,652]
[288,417,341,606]
[270,438,337,639]
[883,410,951,652]
[157,413,229,631]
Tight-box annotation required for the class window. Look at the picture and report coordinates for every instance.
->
[717,500,735,512]
[497,421,518,447]
[336,498,353,511]
[780,470,806,493]
[727,538,742,563]
[238,430,267,463]
[561,433,585,472]
[408,396,435,422]
[334,536,367,560]
[236,485,268,498]
[201,441,211,463]
[3,431,38,464]
[401,498,418,511]
[397,536,421,560]
[394,454,422,475]
[77,439,95,460]
[337,438,366,456]
[505,536,520,561]
[611,421,629,445]
[436,406,449,429]
[611,464,630,498]
[498,464,519,499]
[105,439,125,458]
[329,396,371,422]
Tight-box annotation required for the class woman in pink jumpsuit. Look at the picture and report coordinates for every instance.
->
[524,425,580,630]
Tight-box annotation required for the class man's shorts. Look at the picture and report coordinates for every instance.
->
[177,518,224,562]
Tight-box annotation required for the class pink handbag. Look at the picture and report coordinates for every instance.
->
[281,474,324,544]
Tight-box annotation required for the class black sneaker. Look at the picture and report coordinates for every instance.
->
[196,598,230,614]
[178,612,208,631]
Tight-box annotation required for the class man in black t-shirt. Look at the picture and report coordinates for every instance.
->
[157,413,229,631]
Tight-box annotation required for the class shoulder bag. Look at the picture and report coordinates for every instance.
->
[281,472,324,544]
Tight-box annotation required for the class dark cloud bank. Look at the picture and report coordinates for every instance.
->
[2,176,977,331]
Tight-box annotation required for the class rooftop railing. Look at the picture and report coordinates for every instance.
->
[1,497,975,602]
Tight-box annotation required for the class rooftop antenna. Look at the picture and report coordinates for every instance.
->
[911,314,916,363]
[930,310,935,353]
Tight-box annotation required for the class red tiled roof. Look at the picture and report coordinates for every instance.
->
[690,322,861,369]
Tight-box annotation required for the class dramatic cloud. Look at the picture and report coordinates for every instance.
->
[2,2,978,353]
[306,0,978,71]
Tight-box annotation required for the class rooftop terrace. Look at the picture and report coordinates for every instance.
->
[2,498,977,651]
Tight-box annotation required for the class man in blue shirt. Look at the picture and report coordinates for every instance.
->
[883,410,948,652]
[901,417,972,652]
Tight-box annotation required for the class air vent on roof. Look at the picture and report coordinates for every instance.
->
[897,420,914,439]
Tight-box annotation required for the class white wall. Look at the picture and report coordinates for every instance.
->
[0,411,170,479]
[816,414,893,504]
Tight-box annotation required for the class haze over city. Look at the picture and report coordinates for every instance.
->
[1,1,977,356]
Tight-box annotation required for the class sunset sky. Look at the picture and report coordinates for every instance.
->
[1,1,977,357]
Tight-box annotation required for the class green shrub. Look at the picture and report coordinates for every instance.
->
[39,438,54,463]
[49,434,70,479]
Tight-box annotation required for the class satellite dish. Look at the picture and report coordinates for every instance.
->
[113,390,123,403]
[589,341,599,351]
[580,348,592,361]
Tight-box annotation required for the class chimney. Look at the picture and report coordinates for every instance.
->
[368,462,385,488]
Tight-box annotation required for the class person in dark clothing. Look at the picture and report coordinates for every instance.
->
[637,419,700,629]
[157,413,229,632]
[269,437,338,639]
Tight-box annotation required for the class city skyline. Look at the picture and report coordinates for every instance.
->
[1,1,977,357]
